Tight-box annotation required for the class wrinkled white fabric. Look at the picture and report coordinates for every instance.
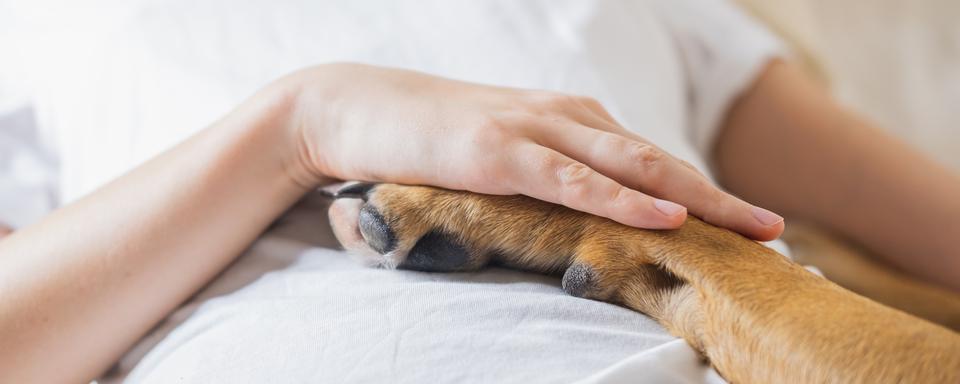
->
[0,0,785,382]
[115,193,735,384]
[0,105,58,228]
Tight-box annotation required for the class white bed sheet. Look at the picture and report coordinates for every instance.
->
[0,105,58,228]
[107,192,729,384]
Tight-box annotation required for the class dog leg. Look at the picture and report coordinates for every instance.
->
[642,219,960,383]
[783,222,960,331]
[328,183,960,383]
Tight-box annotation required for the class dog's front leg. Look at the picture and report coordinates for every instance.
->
[646,219,960,383]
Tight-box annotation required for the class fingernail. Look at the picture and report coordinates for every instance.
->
[654,199,685,217]
[752,206,784,226]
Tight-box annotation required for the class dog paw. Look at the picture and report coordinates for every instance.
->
[326,183,717,369]
[327,183,669,303]
[328,182,491,272]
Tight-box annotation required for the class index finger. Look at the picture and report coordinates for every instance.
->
[503,142,688,229]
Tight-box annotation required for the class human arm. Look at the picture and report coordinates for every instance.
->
[0,83,314,382]
[715,60,960,291]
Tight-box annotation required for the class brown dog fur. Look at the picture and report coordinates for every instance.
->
[782,223,960,332]
[329,183,960,383]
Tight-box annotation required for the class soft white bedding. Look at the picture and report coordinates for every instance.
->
[0,105,57,228]
[110,193,730,384]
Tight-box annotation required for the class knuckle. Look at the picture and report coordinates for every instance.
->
[576,95,604,110]
[573,95,615,119]
[554,93,579,108]
[611,185,631,204]
[630,143,663,165]
[532,92,579,111]
[629,143,666,180]
[470,116,519,151]
[591,133,630,162]
[557,162,594,203]
[558,162,592,186]
[476,115,511,138]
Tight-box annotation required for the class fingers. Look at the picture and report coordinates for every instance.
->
[529,120,783,241]
[0,223,12,239]
[503,142,687,229]
[569,96,629,134]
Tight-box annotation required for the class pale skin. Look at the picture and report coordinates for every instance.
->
[0,61,956,382]
[716,62,960,291]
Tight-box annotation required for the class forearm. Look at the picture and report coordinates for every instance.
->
[715,61,960,290]
[0,84,314,382]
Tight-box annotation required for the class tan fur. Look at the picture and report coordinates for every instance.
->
[783,223,960,332]
[333,184,960,383]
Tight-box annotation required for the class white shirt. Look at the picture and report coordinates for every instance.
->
[0,0,784,382]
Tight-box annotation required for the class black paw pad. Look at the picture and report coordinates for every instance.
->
[335,182,377,200]
[399,231,472,272]
[358,203,396,254]
[562,263,596,298]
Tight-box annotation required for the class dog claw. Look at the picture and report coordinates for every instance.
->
[335,182,377,200]
[358,203,397,254]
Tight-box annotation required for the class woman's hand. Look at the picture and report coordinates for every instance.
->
[284,63,784,240]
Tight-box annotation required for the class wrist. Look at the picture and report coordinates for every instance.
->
[232,75,336,190]
[275,65,352,188]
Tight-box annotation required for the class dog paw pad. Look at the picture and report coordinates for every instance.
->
[562,263,596,298]
[400,231,472,272]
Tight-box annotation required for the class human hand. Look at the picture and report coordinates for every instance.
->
[281,63,784,240]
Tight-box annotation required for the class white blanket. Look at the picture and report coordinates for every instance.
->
[0,105,58,228]
[112,194,729,383]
